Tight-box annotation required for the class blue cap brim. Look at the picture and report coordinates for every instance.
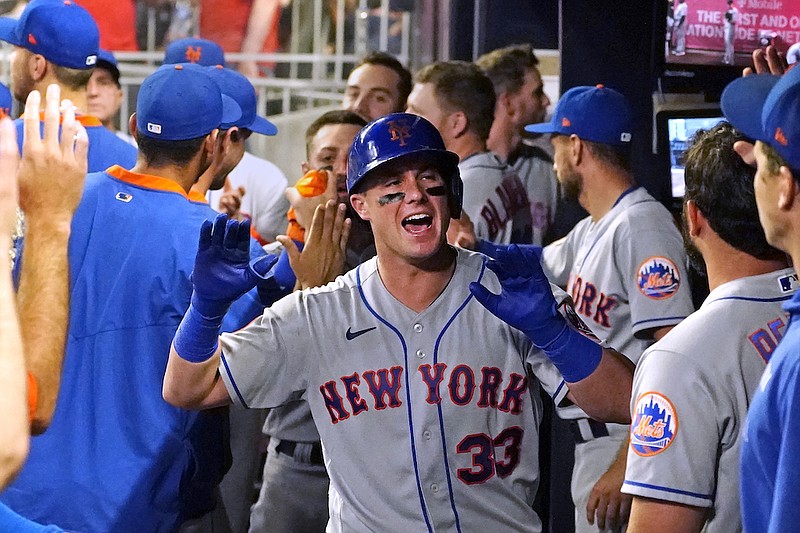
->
[525,120,558,134]
[721,74,780,142]
[247,115,278,136]
[221,94,242,128]
[0,17,20,46]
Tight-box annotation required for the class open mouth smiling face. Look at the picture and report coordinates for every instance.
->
[401,212,434,235]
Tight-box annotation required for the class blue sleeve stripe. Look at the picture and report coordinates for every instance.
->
[553,379,567,400]
[623,480,713,501]
[632,316,688,327]
[713,295,794,303]
[220,351,250,409]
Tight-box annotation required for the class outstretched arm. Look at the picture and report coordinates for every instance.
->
[18,85,88,434]
[164,215,277,409]
[0,116,28,489]
[470,244,633,423]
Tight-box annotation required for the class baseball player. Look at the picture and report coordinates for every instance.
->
[87,49,136,146]
[0,84,90,533]
[722,65,800,533]
[476,44,561,245]
[164,37,227,67]
[163,42,292,246]
[621,121,794,532]
[0,0,136,172]
[0,64,274,533]
[406,61,533,245]
[342,51,412,121]
[673,0,688,56]
[164,112,635,532]
[246,111,369,533]
[526,85,695,532]
[723,0,739,65]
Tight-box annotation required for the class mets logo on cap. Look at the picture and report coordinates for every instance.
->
[387,119,411,146]
[631,392,678,457]
[637,256,680,300]
[185,46,203,63]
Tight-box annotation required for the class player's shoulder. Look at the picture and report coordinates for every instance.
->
[615,189,677,231]
[458,152,505,178]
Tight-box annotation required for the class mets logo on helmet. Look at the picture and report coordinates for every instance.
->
[630,392,678,457]
[637,256,680,300]
[387,119,411,146]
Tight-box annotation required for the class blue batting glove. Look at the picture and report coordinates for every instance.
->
[191,214,273,317]
[174,214,278,363]
[469,244,602,382]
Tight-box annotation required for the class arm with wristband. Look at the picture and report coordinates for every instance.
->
[164,214,278,409]
[469,244,633,423]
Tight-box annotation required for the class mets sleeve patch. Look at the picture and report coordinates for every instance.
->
[637,257,680,300]
[630,391,678,457]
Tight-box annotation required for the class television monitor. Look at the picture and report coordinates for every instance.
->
[655,108,725,206]
[653,0,800,95]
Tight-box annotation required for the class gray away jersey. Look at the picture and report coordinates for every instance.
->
[459,152,533,245]
[218,249,573,532]
[542,186,693,365]
[507,144,558,246]
[623,268,798,533]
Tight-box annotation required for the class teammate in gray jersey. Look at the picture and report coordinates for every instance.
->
[476,44,561,245]
[527,84,695,532]
[406,61,534,246]
[622,122,793,532]
[163,112,635,532]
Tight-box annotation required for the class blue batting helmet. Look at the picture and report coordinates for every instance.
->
[347,112,463,218]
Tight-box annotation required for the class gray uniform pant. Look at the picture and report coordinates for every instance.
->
[248,439,330,533]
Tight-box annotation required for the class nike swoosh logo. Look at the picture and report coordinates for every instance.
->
[345,326,376,341]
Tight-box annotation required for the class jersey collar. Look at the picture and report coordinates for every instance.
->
[106,165,190,199]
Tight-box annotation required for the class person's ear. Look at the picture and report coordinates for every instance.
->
[570,134,584,165]
[684,199,704,237]
[450,111,469,139]
[350,193,370,221]
[497,91,513,117]
[29,54,48,82]
[128,113,137,138]
[777,165,798,211]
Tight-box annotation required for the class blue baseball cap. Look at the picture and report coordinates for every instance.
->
[0,0,99,70]
[204,66,277,136]
[525,84,633,146]
[136,64,241,141]
[95,49,120,84]
[721,69,800,170]
[164,37,226,67]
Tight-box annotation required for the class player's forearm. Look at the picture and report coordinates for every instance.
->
[17,219,72,434]
[163,343,230,410]
[627,497,706,533]
[0,248,30,488]
[567,348,634,423]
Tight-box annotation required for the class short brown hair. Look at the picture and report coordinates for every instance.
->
[51,63,93,91]
[305,110,367,158]
[353,51,412,111]
[413,61,495,141]
[476,44,540,97]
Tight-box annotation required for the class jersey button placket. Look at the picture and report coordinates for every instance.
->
[414,324,425,358]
